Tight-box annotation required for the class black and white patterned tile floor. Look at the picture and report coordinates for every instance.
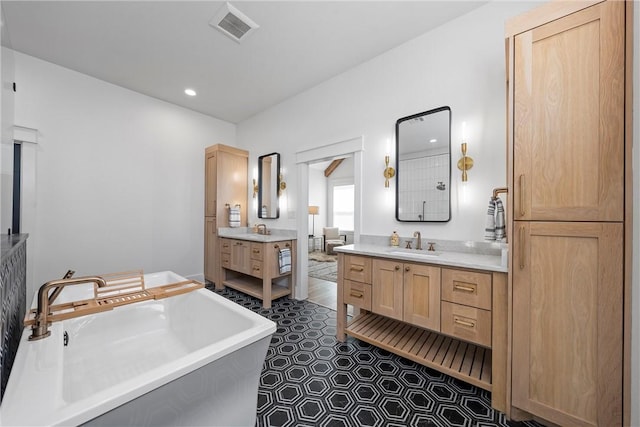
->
[207,285,543,427]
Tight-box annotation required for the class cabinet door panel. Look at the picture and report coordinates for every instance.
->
[204,217,217,282]
[372,259,403,320]
[512,221,622,426]
[513,1,624,221]
[205,152,217,217]
[230,240,250,274]
[404,263,441,331]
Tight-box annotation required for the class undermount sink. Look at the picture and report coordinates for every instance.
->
[388,250,440,259]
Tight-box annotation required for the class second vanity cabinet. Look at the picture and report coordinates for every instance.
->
[220,237,295,308]
[337,251,507,412]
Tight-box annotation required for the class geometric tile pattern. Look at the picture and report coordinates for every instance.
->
[208,285,544,427]
[0,237,27,403]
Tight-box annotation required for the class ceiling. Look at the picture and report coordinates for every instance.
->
[1,1,486,124]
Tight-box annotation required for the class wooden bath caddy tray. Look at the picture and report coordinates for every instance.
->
[24,270,204,326]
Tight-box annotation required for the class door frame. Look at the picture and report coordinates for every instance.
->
[294,136,363,300]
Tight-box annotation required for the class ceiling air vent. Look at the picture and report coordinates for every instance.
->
[209,3,259,43]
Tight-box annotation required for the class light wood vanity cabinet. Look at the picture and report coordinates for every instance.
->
[337,253,508,413]
[220,237,295,308]
[204,144,248,286]
[341,255,373,310]
[506,1,631,425]
[441,269,492,348]
[371,259,441,331]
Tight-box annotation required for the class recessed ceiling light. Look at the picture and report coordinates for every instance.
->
[429,138,437,143]
[184,88,197,96]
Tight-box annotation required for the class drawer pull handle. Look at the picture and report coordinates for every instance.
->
[349,291,363,298]
[252,249,260,253]
[453,284,475,293]
[454,317,475,328]
[350,266,364,272]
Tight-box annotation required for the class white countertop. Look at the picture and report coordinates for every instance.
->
[218,230,295,243]
[334,243,507,273]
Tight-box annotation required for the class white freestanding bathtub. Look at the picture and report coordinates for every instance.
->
[0,271,276,426]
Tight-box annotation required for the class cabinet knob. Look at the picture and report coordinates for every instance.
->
[395,265,400,271]
[405,266,410,272]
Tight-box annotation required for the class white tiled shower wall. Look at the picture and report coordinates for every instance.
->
[398,154,449,221]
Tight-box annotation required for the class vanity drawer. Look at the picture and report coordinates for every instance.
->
[441,301,491,348]
[343,255,372,284]
[343,280,372,310]
[220,239,232,254]
[221,252,231,268]
[250,260,263,278]
[250,243,263,261]
[441,268,492,310]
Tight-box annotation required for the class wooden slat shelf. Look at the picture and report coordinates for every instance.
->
[345,312,492,391]
[222,277,291,301]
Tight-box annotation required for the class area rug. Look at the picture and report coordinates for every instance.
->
[308,251,337,282]
[308,251,336,263]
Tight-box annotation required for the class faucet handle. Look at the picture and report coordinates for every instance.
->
[405,241,412,249]
[427,242,435,251]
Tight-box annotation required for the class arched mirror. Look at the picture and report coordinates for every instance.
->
[396,106,451,222]
[258,152,280,219]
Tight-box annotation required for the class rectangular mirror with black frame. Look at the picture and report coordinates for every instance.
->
[258,152,280,219]
[396,106,451,222]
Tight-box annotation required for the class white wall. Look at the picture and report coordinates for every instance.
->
[237,1,540,241]
[1,6,15,232]
[12,51,236,303]
[308,167,326,236]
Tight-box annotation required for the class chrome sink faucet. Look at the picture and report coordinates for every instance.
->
[413,231,422,250]
[256,224,267,235]
[29,276,108,341]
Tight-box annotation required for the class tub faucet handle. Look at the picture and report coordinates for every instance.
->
[427,242,436,251]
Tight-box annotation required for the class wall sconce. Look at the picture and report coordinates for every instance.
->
[252,179,259,198]
[457,143,474,182]
[278,174,287,196]
[383,155,395,188]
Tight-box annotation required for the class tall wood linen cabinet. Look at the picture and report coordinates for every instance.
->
[506,1,632,426]
[204,144,248,287]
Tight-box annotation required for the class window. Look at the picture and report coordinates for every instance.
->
[332,184,354,231]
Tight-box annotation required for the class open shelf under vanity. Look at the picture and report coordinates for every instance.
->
[346,312,491,391]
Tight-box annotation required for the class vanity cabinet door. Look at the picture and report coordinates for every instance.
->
[372,259,403,321]
[512,221,623,427]
[230,240,250,274]
[512,0,624,222]
[403,263,441,331]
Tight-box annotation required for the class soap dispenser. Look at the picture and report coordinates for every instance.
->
[390,231,400,247]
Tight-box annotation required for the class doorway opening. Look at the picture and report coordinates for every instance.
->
[294,136,363,306]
